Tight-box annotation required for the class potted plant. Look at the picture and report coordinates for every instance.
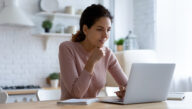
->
[49,72,60,88]
[114,38,124,51]
[42,20,52,33]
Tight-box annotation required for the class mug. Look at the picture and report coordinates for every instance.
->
[64,6,74,15]
[67,26,76,34]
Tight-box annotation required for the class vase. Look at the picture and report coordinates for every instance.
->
[50,79,59,88]
[45,28,50,33]
[117,45,123,51]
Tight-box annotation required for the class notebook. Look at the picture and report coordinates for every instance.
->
[57,98,98,105]
[167,92,185,100]
[100,63,175,104]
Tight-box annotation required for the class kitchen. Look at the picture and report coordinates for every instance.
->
[1,0,192,104]
[0,0,155,103]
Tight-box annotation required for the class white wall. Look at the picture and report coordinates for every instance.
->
[133,0,155,49]
[114,0,155,49]
[114,0,134,39]
[0,0,99,86]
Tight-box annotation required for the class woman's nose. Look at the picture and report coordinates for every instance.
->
[103,31,108,38]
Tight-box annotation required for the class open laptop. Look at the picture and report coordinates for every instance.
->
[101,63,175,104]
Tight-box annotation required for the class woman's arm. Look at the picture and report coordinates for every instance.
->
[107,49,128,87]
[59,44,94,98]
[107,49,128,98]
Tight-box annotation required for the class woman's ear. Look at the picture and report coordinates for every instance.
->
[83,25,88,35]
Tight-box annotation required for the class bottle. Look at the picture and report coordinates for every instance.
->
[124,31,131,50]
[124,31,139,50]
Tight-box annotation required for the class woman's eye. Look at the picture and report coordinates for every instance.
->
[97,29,103,31]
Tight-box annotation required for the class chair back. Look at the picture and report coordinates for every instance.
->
[36,89,61,101]
[0,88,8,104]
[106,50,158,86]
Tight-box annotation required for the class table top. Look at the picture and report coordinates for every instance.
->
[1,92,192,109]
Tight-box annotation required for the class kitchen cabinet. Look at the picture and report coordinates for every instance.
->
[6,90,38,103]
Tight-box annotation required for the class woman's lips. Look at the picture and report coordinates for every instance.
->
[99,40,105,44]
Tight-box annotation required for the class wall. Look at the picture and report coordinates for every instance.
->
[114,0,155,49]
[133,0,155,49]
[0,0,99,86]
[114,0,134,39]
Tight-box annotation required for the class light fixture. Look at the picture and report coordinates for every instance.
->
[0,0,34,27]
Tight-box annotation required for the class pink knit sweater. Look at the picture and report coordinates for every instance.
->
[59,41,128,100]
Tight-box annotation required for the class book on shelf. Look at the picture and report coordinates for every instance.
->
[57,98,98,105]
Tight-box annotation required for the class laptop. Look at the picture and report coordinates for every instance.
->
[101,63,175,104]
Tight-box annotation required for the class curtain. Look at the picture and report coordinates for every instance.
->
[156,0,192,92]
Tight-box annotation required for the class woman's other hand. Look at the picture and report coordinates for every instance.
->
[115,86,126,99]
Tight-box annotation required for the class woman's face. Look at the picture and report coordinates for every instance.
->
[83,17,111,48]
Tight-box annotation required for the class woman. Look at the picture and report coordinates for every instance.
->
[59,4,128,100]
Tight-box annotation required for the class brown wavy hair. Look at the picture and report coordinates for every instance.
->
[71,4,113,42]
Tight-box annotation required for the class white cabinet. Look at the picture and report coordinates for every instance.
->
[7,94,37,103]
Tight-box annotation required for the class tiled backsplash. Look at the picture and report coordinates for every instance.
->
[0,0,155,87]
[0,26,62,86]
[0,0,100,87]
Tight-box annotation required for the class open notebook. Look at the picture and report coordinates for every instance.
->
[57,98,98,105]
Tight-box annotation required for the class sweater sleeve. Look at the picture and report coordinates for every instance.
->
[107,49,128,87]
[59,44,93,98]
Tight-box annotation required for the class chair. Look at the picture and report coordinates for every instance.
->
[0,88,8,104]
[105,87,119,96]
[106,50,158,87]
[97,50,158,97]
[36,89,61,101]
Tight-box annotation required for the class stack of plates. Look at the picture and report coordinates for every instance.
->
[40,0,64,12]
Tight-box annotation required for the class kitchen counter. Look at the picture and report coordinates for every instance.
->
[6,87,61,95]
[5,87,61,103]
[6,89,38,95]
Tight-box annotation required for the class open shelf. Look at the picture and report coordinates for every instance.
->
[34,33,72,38]
[33,33,72,50]
[36,12,81,19]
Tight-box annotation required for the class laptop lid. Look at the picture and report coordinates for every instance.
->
[123,63,175,104]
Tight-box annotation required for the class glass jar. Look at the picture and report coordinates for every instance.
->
[124,31,139,50]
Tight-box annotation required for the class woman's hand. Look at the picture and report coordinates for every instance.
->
[115,86,126,99]
[85,47,105,74]
[89,47,106,63]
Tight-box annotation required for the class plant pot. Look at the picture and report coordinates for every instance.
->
[117,45,123,51]
[50,79,59,88]
[45,28,50,33]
